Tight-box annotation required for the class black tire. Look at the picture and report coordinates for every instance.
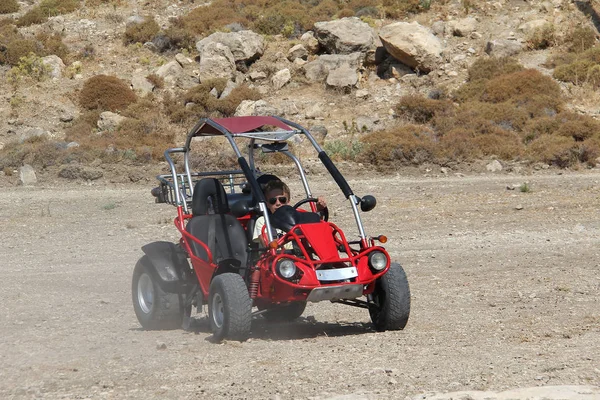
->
[369,262,410,332]
[132,256,185,330]
[208,273,252,342]
[261,302,306,322]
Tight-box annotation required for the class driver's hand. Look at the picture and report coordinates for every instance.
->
[316,196,327,212]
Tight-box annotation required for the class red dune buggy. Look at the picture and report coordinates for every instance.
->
[132,116,410,341]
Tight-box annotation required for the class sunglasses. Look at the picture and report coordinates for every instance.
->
[268,196,288,205]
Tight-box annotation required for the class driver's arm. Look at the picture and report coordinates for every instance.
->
[252,216,267,246]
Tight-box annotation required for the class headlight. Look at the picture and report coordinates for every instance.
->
[277,259,297,279]
[368,251,387,271]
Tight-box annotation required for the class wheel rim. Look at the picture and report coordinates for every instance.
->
[212,292,224,329]
[137,273,154,314]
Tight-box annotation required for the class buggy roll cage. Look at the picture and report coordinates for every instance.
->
[158,116,370,246]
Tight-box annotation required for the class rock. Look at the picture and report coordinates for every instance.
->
[355,89,369,99]
[446,17,478,37]
[287,44,308,61]
[175,53,193,66]
[41,55,65,79]
[355,115,379,133]
[310,125,328,141]
[301,31,320,53]
[18,127,49,143]
[485,39,524,58]
[97,112,126,132]
[305,103,324,119]
[131,73,155,96]
[155,60,183,80]
[326,64,358,90]
[196,30,265,64]
[410,385,600,400]
[58,165,103,180]
[303,53,363,82]
[19,164,37,186]
[219,80,238,99]
[486,160,503,172]
[272,68,291,90]
[314,17,376,54]
[235,100,278,116]
[379,21,443,73]
[518,19,549,35]
[431,21,445,36]
[249,71,267,81]
[197,42,236,82]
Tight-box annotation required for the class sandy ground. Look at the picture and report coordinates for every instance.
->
[1,170,600,399]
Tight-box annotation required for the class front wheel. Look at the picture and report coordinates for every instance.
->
[368,262,410,331]
[132,256,185,330]
[208,273,252,342]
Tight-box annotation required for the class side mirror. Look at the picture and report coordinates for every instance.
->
[231,200,251,217]
[360,195,377,212]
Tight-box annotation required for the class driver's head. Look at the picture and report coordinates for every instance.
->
[264,180,290,213]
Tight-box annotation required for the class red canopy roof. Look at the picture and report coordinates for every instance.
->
[197,116,294,135]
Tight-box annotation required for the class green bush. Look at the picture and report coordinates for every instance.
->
[0,0,19,14]
[564,25,597,53]
[79,75,138,112]
[552,47,600,87]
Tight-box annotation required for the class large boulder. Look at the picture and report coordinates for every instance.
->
[197,42,236,82]
[19,164,37,186]
[196,30,265,64]
[485,39,524,58]
[379,21,443,73]
[446,17,478,37]
[303,53,364,82]
[314,17,376,54]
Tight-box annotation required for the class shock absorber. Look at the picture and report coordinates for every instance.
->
[248,266,260,298]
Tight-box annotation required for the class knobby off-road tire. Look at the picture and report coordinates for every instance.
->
[262,302,306,323]
[132,256,185,330]
[369,262,410,332]
[208,273,252,342]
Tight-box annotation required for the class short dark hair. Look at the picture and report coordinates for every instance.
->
[263,180,290,198]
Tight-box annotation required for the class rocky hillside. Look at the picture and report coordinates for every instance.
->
[1,0,600,184]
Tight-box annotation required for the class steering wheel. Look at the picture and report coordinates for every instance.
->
[293,197,329,221]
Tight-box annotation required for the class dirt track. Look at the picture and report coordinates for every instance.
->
[1,170,600,399]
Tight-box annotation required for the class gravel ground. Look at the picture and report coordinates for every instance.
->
[1,170,599,399]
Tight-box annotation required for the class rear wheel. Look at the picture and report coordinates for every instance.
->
[132,256,185,330]
[208,273,252,341]
[368,262,410,331]
[261,302,306,322]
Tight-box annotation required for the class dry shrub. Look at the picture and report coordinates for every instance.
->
[457,69,563,117]
[359,125,436,166]
[554,112,600,141]
[146,73,164,89]
[527,134,577,167]
[395,95,454,124]
[526,23,556,50]
[124,16,160,45]
[79,75,138,112]
[39,0,79,15]
[170,79,262,122]
[0,25,41,65]
[16,7,47,26]
[36,31,69,62]
[564,25,597,54]
[177,0,427,44]
[466,57,523,82]
[552,47,600,86]
[0,136,64,170]
[188,139,238,171]
[0,0,19,14]
[65,100,175,165]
